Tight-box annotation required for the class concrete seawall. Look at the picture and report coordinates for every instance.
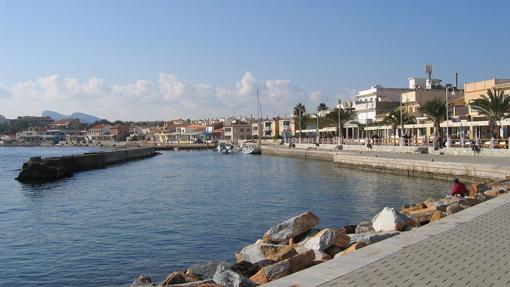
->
[16,147,156,182]
[261,146,510,181]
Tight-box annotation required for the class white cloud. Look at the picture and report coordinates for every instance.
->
[0,72,324,121]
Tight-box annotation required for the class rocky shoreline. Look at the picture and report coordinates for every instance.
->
[129,180,510,287]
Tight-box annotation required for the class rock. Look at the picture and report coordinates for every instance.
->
[235,240,297,263]
[459,198,481,208]
[334,242,368,257]
[372,207,415,232]
[292,228,320,244]
[446,203,465,215]
[249,249,315,284]
[301,228,334,252]
[476,193,489,202]
[166,280,216,287]
[212,264,255,287]
[355,220,375,234]
[160,272,188,286]
[484,189,498,198]
[230,260,275,278]
[186,262,232,280]
[341,225,357,234]
[468,184,478,198]
[129,275,153,287]
[348,231,399,245]
[325,246,343,257]
[429,211,445,222]
[263,211,320,243]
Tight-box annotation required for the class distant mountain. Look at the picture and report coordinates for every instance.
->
[42,110,102,124]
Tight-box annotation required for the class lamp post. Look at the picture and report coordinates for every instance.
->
[315,113,320,144]
[298,109,302,144]
[445,86,455,147]
[337,99,341,146]
[399,93,404,146]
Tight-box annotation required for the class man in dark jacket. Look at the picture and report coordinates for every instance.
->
[451,178,468,197]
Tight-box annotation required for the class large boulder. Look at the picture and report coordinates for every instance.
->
[348,231,399,245]
[459,198,481,209]
[355,220,375,234]
[429,211,445,223]
[263,211,320,243]
[160,271,200,286]
[341,225,357,234]
[186,262,232,280]
[129,275,153,287]
[372,207,415,232]
[212,264,256,287]
[235,240,297,263]
[164,280,216,287]
[300,228,350,252]
[249,249,315,284]
[230,260,275,278]
[446,203,465,215]
[334,242,368,257]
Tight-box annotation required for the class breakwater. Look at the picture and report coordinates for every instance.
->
[154,143,216,151]
[15,147,156,182]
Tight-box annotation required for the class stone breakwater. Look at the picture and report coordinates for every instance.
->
[128,180,510,287]
[15,147,156,183]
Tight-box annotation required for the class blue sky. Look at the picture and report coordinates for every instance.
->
[0,0,509,120]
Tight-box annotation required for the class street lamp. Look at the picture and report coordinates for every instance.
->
[337,99,341,146]
[399,93,404,146]
[445,85,455,147]
[315,113,320,144]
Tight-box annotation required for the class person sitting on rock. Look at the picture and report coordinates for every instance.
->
[451,178,469,197]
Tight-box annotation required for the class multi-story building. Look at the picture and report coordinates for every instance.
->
[12,116,53,128]
[223,121,252,144]
[464,79,510,117]
[110,125,130,141]
[86,124,112,142]
[353,85,413,124]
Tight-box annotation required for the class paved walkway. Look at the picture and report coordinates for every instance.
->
[263,193,510,287]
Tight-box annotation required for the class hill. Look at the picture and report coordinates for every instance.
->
[42,111,102,124]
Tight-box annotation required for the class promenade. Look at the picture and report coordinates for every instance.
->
[264,190,510,287]
[261,146,510,181]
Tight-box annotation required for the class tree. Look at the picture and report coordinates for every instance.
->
[383,108,416,145]
[325,108,357,139]
[419,97,446,138]
[317,102,329,112]
[470,88,510,138]
[293,103,308,139]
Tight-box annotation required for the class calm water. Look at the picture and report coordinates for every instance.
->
[0,147,450,286]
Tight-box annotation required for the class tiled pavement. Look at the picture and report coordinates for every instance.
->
[264,193,510,287]
[320,202,510,287]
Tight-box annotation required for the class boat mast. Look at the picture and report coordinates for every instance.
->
[257,88,262,144]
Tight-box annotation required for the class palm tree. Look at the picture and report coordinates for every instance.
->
[317,102,329,112]
[470,88,510,138]
[293,103,307,139]
[325,108,357,139]
[419,97,446,138]
[383,108,416,145]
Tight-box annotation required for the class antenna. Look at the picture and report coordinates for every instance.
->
[425,64,432,80]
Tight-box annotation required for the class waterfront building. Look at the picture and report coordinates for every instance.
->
[353,85,413,124]
[48,119,81,130]
[465,79,510,117]
[110,125,130,141]
[86,124,112,142]
[11,116,53,128]
[223,120,252,144]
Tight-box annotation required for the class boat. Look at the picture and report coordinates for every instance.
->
[241,140,261,154]
[242,89,263,155]
[217,143,235,154]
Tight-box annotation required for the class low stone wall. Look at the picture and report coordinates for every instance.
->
[261,146,335,161]
[333,153,510,181]
[16,147,156,182]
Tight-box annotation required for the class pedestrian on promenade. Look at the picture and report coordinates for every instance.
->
[451,178,469,197]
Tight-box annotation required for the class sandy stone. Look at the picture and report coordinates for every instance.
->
[429,211,445,222]
[446,203,465,215]
[334,242,368,257]
[129,275,153,287]
[160,272,188,286]
[212,264,255,287]
[263,211,320,243]
[235,241,297,264]
[348,231,399,245]
[249,249,315,284]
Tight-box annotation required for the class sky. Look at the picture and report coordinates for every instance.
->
[0,0,509,121]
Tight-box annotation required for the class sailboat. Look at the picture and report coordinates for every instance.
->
[242,89,262,154]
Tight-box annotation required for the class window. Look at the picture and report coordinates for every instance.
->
[240,128,244,132]
[224,127,232,132]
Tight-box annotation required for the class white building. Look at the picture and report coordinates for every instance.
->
[353,85,412,124]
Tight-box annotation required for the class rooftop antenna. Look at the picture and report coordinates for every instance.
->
[425,64,432,80]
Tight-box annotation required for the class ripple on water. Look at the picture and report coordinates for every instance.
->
[0,148,450,286]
